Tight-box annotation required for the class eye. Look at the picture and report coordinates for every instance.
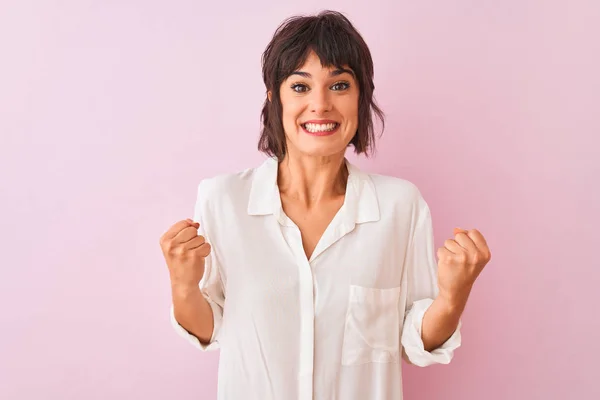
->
[291,83,309,93]
[331,81,350,91]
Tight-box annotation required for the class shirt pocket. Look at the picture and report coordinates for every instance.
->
[341,285,402,366]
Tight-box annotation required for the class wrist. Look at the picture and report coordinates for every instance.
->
[171,282,201,299]
[438,286,472,313]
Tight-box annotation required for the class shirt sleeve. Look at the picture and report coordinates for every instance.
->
[400,192,462,367]
[170,180,225,351]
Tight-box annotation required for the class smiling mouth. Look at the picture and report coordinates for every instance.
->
[301,122,340,134]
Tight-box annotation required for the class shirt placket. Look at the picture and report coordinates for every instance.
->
[276,215,314,400]
[279,217,356,400]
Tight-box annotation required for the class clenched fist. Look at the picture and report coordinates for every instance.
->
[160,218,212,290]
[436,227,492,306]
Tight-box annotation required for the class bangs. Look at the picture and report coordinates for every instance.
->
[282,34,357,79]
[270,14,367,86]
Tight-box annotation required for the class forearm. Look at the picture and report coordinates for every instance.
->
[421,290,469,352]
[171,284,214,344]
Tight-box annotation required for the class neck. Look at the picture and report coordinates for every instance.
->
[277,151,348,208]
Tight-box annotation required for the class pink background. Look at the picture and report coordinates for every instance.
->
[1,1,598,399]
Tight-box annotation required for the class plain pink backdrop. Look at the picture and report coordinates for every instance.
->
[1,1,598,399]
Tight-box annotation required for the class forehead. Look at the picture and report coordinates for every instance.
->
[297,51,349,71]
[288,51,355,80]
[299,51,328,68]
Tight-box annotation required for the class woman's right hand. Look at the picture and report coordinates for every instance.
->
[160,219,212,291]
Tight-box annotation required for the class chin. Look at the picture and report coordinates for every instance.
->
[285,127,354,158]
[295,141,348,158]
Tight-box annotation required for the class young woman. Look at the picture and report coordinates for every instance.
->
[160,10,491,400]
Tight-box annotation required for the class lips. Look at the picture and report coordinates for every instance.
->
[301,121,340,136]
[300,119,341,136]
[302,119,339,125]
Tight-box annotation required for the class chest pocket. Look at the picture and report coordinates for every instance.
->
[341,285,402,366]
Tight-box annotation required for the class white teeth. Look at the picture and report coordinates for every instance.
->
[303,123,338,132]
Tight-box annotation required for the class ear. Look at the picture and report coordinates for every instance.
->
[267,90,272,102]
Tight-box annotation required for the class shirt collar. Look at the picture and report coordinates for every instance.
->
[247,157,380,224]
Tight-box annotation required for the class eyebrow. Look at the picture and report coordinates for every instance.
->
[290,68,355,79]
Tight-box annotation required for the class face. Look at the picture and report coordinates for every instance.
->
[272,51,359,159]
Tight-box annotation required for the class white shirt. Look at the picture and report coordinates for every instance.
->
[170,157,461,400]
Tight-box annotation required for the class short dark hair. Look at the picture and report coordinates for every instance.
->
[258,10,385,159]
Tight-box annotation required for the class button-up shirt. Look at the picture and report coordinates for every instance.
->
[170,157,461,400]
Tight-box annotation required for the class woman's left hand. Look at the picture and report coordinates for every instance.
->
[436,228,492,307]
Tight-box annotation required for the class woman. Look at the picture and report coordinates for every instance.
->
[160,10,491,400]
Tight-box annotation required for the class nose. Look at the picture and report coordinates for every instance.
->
[310,87,332,114]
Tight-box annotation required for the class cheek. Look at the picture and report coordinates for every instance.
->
[343,103,359,128]
[340,95,359,120]
[280,104,300,137]
[282,111,297,133]
[282,102,302,126]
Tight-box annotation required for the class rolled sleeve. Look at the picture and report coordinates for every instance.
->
[170,293,223,351]
[401,190,462,367]
[401,298,462,367]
